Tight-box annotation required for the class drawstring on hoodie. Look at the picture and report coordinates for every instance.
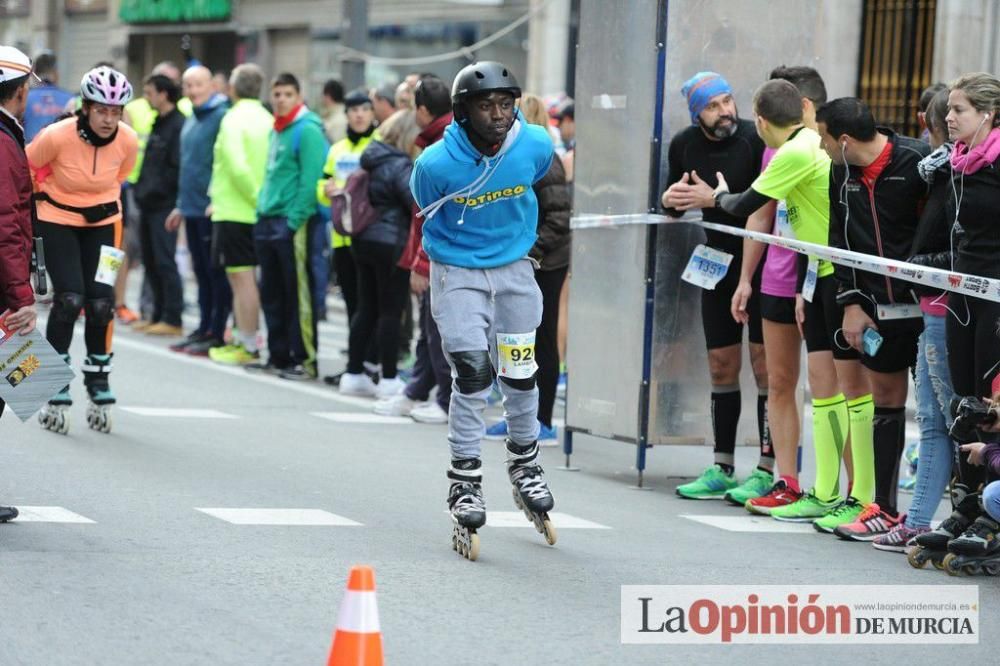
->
[415,117,523,221]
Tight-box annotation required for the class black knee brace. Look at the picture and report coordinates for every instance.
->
[450,350,494,394]
[499,374,536,391]
[51,292,84,323]
[84,298,115,327]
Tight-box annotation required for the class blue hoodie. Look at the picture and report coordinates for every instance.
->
[410,112,553,268]
[177,93,230,218]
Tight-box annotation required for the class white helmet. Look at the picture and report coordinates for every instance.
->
[80,66,133,106]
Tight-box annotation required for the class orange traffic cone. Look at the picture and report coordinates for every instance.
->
[327,565,384,666]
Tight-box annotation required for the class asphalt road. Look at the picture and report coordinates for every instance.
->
[0,298,995,665]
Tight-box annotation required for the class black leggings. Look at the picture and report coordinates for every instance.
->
[947,294,1000,399]
[535,266,567,427]
[347,240,410,378]
[36,220,118,356]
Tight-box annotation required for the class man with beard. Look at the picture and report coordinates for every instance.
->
[662,71,771,502]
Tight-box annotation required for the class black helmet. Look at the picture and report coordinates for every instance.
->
[451,61,521,102]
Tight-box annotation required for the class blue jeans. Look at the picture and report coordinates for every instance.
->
[983,481,1000,522]
[906,313,957,528]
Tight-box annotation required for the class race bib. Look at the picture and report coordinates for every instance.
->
[94,245,125,287]
[496,331,537,380]
[877,303,922,320]
[775,200,793,238]
[802,258,819,303]
[681,244,732,290]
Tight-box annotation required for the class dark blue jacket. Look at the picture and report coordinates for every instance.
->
[177,93,229,217]
[359,140,414,249]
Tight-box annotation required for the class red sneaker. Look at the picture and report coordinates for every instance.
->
[833,502,903,542]
[116,305,139,324]
[745,480,802,516]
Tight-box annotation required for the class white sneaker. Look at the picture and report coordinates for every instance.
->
[339,372,377,397]
[410,401,448,424]
[375,376,406,400]
[374,393,416,416]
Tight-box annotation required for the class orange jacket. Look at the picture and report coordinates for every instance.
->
[26,116,138,227]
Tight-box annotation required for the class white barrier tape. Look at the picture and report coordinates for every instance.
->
[571,213,1000,304]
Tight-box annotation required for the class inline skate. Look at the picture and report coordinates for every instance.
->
[507,439,557,545]
[448,459,486,561]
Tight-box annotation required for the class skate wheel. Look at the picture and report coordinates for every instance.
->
[906,547,926,569]
[931,558,947,571]
[985,563,1000,576]
[57,413,69,435]
[467,532,480,561]
[542,517,557,546]
[942,553,963,576]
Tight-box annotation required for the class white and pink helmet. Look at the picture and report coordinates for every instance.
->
[80,66,133,106]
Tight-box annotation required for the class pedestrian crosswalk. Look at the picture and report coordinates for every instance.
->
[4,505,612,530]
[121,407,238,419]
[195,508,363,526]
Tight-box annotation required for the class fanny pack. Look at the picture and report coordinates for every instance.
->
[35,192,119,224]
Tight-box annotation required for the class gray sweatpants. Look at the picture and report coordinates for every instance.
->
[430,258,543,460]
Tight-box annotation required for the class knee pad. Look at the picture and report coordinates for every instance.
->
[450,350,494,394]
[51,292,85,323]
[499,374,536,391]
[84,298,115,327]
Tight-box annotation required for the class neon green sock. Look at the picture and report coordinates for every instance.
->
[812,394,848,502]
[847,394,875,504]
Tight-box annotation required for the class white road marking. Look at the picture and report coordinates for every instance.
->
[121,407,238,419]
[681,514,816,533]
[453,511,611,529]
[311,412,413,425]
[195,508,363,526]
[13,506,96,523]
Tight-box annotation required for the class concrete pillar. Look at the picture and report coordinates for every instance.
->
[526,0,571,95]
[934,0,1000,82]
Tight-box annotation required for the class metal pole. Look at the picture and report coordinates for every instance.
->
[342,0,368,92]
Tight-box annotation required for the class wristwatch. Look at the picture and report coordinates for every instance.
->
[713,190,726,209]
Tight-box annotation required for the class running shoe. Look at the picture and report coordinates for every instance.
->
[833,503,903,541]
[185,337,224,357]
[724,468,774,506]
[374,393,417,416]
[770,491,842,522]
[410,401,448,424]
[169,331,209,353]
[813,497,864,534]
[872,523,930,553]
[484,420,509,440]
[115,305,139,324]
[245,361,285,376]
[745,480,802,515]
[209,344,259,366]
[538,422,559,447]
[340,372,377,397]
[675,465,737,500]
[898,476,916,493]
[145,322,184,336]
[279,364,314,381]
[375,376,406,400]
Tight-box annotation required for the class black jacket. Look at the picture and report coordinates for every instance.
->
[358,140,414,249]
[909,159,959,271]
[828,128,930,306]
[950,154,1000,279]
[135,107,184,210]
[530,156,571,270]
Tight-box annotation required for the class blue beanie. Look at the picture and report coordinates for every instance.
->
[681,71,732,125]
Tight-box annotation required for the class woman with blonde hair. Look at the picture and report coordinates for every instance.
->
[484,94,571,444]
[341,109,418,398]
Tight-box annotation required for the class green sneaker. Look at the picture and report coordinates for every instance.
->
[724,468,774,506]
[676,464,738,500]
[208,344,259,366]
[812,497,864,534]
[770,490,842,522]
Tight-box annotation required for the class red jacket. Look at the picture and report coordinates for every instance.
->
[0,109,34,313]
[398,112,452,276]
